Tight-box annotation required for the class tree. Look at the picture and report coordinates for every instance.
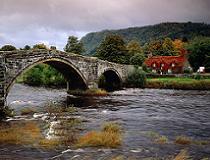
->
[96,34,129,64]
[126,40,143,56]
[64,36,85,54]
[130,53,145,66]
[0,45,16,51]
[144,40,162,56]
[127,40,145,66]
[186,37,210,71]
[162,38,177,56]
[173,39,184,51]
[33,43,48,49]
[24,45,31,50]
[144,38,178,56]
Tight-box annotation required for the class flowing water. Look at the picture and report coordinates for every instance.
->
[1,84,210,159]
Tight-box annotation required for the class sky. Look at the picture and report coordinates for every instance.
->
[0,0,210,50]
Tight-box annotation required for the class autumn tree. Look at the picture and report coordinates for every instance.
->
[96,34,129,64]
[33,43,48,49]
[64,36,85,54]
[162,38,177,56]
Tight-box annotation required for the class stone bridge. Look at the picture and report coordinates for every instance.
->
[0,49,134,108]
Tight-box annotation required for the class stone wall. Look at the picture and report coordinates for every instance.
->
[0,49,134,109]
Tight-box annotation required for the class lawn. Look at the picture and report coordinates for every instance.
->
[146,77,210,90]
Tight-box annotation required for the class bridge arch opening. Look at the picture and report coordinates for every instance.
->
[98,69,122,91]
[6,58,88,96]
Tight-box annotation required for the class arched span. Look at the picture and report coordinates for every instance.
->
[98,68,122,91]
[6,58,88,96]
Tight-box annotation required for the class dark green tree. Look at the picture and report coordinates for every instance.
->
[127,40,145,66]
[0,45,16,51]
[186,37,210,71]
[64,36,85,54]
[24,45,31,50]
[96,34,129,64]
[130,53,145,66]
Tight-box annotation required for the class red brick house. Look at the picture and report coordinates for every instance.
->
[144,49,191,74]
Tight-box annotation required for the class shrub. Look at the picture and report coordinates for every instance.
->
[194,73,203,80]
[1,45,16,51]
[126,67,146,88]
[183,68,193,74]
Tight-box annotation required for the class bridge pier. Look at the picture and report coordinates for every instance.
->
[0,56,6,114]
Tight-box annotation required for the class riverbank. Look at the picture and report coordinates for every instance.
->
[146,77,210,90]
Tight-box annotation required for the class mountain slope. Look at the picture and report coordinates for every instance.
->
[81,22,210,55]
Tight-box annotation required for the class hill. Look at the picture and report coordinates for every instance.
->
[81,22,210,55]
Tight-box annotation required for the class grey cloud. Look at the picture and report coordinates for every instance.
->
[0,0,210,49]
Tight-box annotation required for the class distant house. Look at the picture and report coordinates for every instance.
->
[144,49,191,74]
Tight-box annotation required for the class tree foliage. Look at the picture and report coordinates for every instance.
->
[96,34,129,64]
[23,45,31,50]
[130,53,145,66]
[22,64,66,87]
[81,22,210,55]
[33,43,48,50]
[186,37,210,71]
[64,36,85,54]
[0,45,17,51]
[144,38,177,56]
[127,40,143,56]
[126,40,146,66]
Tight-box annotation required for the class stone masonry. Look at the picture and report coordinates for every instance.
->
[0,49,134,108]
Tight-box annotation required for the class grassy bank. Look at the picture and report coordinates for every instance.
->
[146,77,210,90]
[68,89,108,96]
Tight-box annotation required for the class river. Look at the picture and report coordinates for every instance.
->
[1,84,210,159]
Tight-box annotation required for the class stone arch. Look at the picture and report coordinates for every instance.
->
[6,57,88,96]
[98,68,122,91]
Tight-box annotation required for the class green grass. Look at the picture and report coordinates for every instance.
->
[146,77,210,90]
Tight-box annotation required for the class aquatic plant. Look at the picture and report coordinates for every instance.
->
[0,121,60,148]
[154,135,169,144]
[77,122,122,148]
[39,139,60,149]
[173,149,190,160]
[175,136,192,145]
